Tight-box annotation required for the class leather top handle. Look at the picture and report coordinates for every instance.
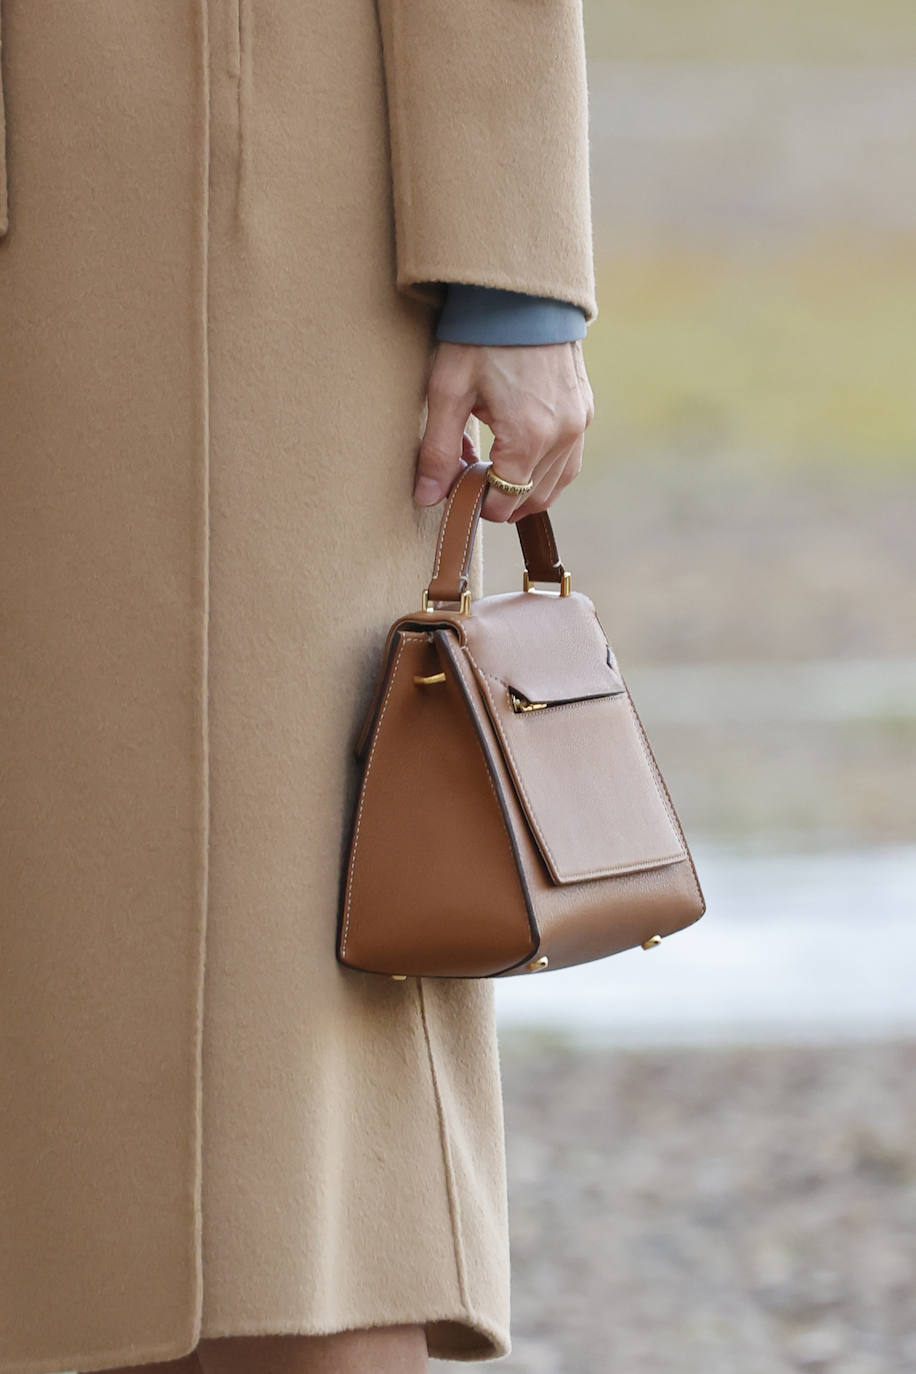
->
[425,461,568,606]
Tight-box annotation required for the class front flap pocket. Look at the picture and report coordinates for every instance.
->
[442,593,687,885]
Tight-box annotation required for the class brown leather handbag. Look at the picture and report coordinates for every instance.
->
[337,460,705,979]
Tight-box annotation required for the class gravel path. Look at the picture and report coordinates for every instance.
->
[436,1036,916,1372]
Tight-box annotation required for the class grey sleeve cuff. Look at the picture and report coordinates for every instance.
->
[433,282,588,346]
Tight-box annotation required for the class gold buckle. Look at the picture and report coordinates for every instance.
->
[422,587,471,615]
[523,571,572,596]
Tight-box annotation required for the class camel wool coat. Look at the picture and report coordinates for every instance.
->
[0,2,597,1369]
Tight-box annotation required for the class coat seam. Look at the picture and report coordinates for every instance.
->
[415,979,472,1315]
[233,0,251,218]
[0,0,9,237]
[190,0,212,1347]
[376,0,414,278]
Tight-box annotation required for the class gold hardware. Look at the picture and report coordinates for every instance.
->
[422,587,472,616]
[523,570,572,597]
[413,672,447,686]
[526,955,550,972]
[390,974,408,980]
[641,934,662,949]
[509,689,548,713]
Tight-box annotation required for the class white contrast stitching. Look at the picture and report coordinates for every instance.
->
[438,641,536,955]
[431,465,472,580]
[430,464,482,589]
[623,679,706,912]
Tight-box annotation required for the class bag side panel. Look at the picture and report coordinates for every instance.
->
[338,630,537,977]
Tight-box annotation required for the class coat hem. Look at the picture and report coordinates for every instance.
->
[199,1312,511,1364]
[399,264,599,326]
[0,1308,510,1374]
[0,1326,202,1374]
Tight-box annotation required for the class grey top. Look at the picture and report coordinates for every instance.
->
[435,282,587,346]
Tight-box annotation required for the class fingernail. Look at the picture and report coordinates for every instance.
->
[414,476,442,505]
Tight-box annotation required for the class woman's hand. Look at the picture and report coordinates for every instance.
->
[414,340,595,521]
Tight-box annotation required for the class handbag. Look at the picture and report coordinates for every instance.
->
[337,460,705,979]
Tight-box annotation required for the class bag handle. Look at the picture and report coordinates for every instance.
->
[424,461,570,609]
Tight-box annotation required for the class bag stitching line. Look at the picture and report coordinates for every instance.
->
[445,644,541,894]
[432,635,538,961]
[623,680,706,913]
[431,464,472,580]
[431,463,481,588]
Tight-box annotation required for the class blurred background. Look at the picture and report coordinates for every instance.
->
[447,3,916,1369]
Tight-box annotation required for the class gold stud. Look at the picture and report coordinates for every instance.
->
[390,974,408,980]
[641,934,662,949]
[526,955,549,972]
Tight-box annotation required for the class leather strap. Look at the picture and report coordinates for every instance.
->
[425,462,567,603]
[517,511,566,587]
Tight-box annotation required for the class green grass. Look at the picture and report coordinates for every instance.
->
[584,0,916,62]
[582,237,916,469]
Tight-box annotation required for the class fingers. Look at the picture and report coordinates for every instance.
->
[482,351,591,521]
[415,356,475,506]
[416,340,595,518]
[507,342,593,521]
[508,432,584,523]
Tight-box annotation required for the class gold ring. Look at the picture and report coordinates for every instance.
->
[485,466,534,497]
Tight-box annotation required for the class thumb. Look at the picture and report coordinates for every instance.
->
[415,384,473,505]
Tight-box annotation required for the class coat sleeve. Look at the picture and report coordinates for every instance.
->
[375,0,598,324]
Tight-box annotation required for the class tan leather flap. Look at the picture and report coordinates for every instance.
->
[461,588,626,703]
[440,594,688,885]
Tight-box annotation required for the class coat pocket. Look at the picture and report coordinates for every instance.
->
[0,0,8,236]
